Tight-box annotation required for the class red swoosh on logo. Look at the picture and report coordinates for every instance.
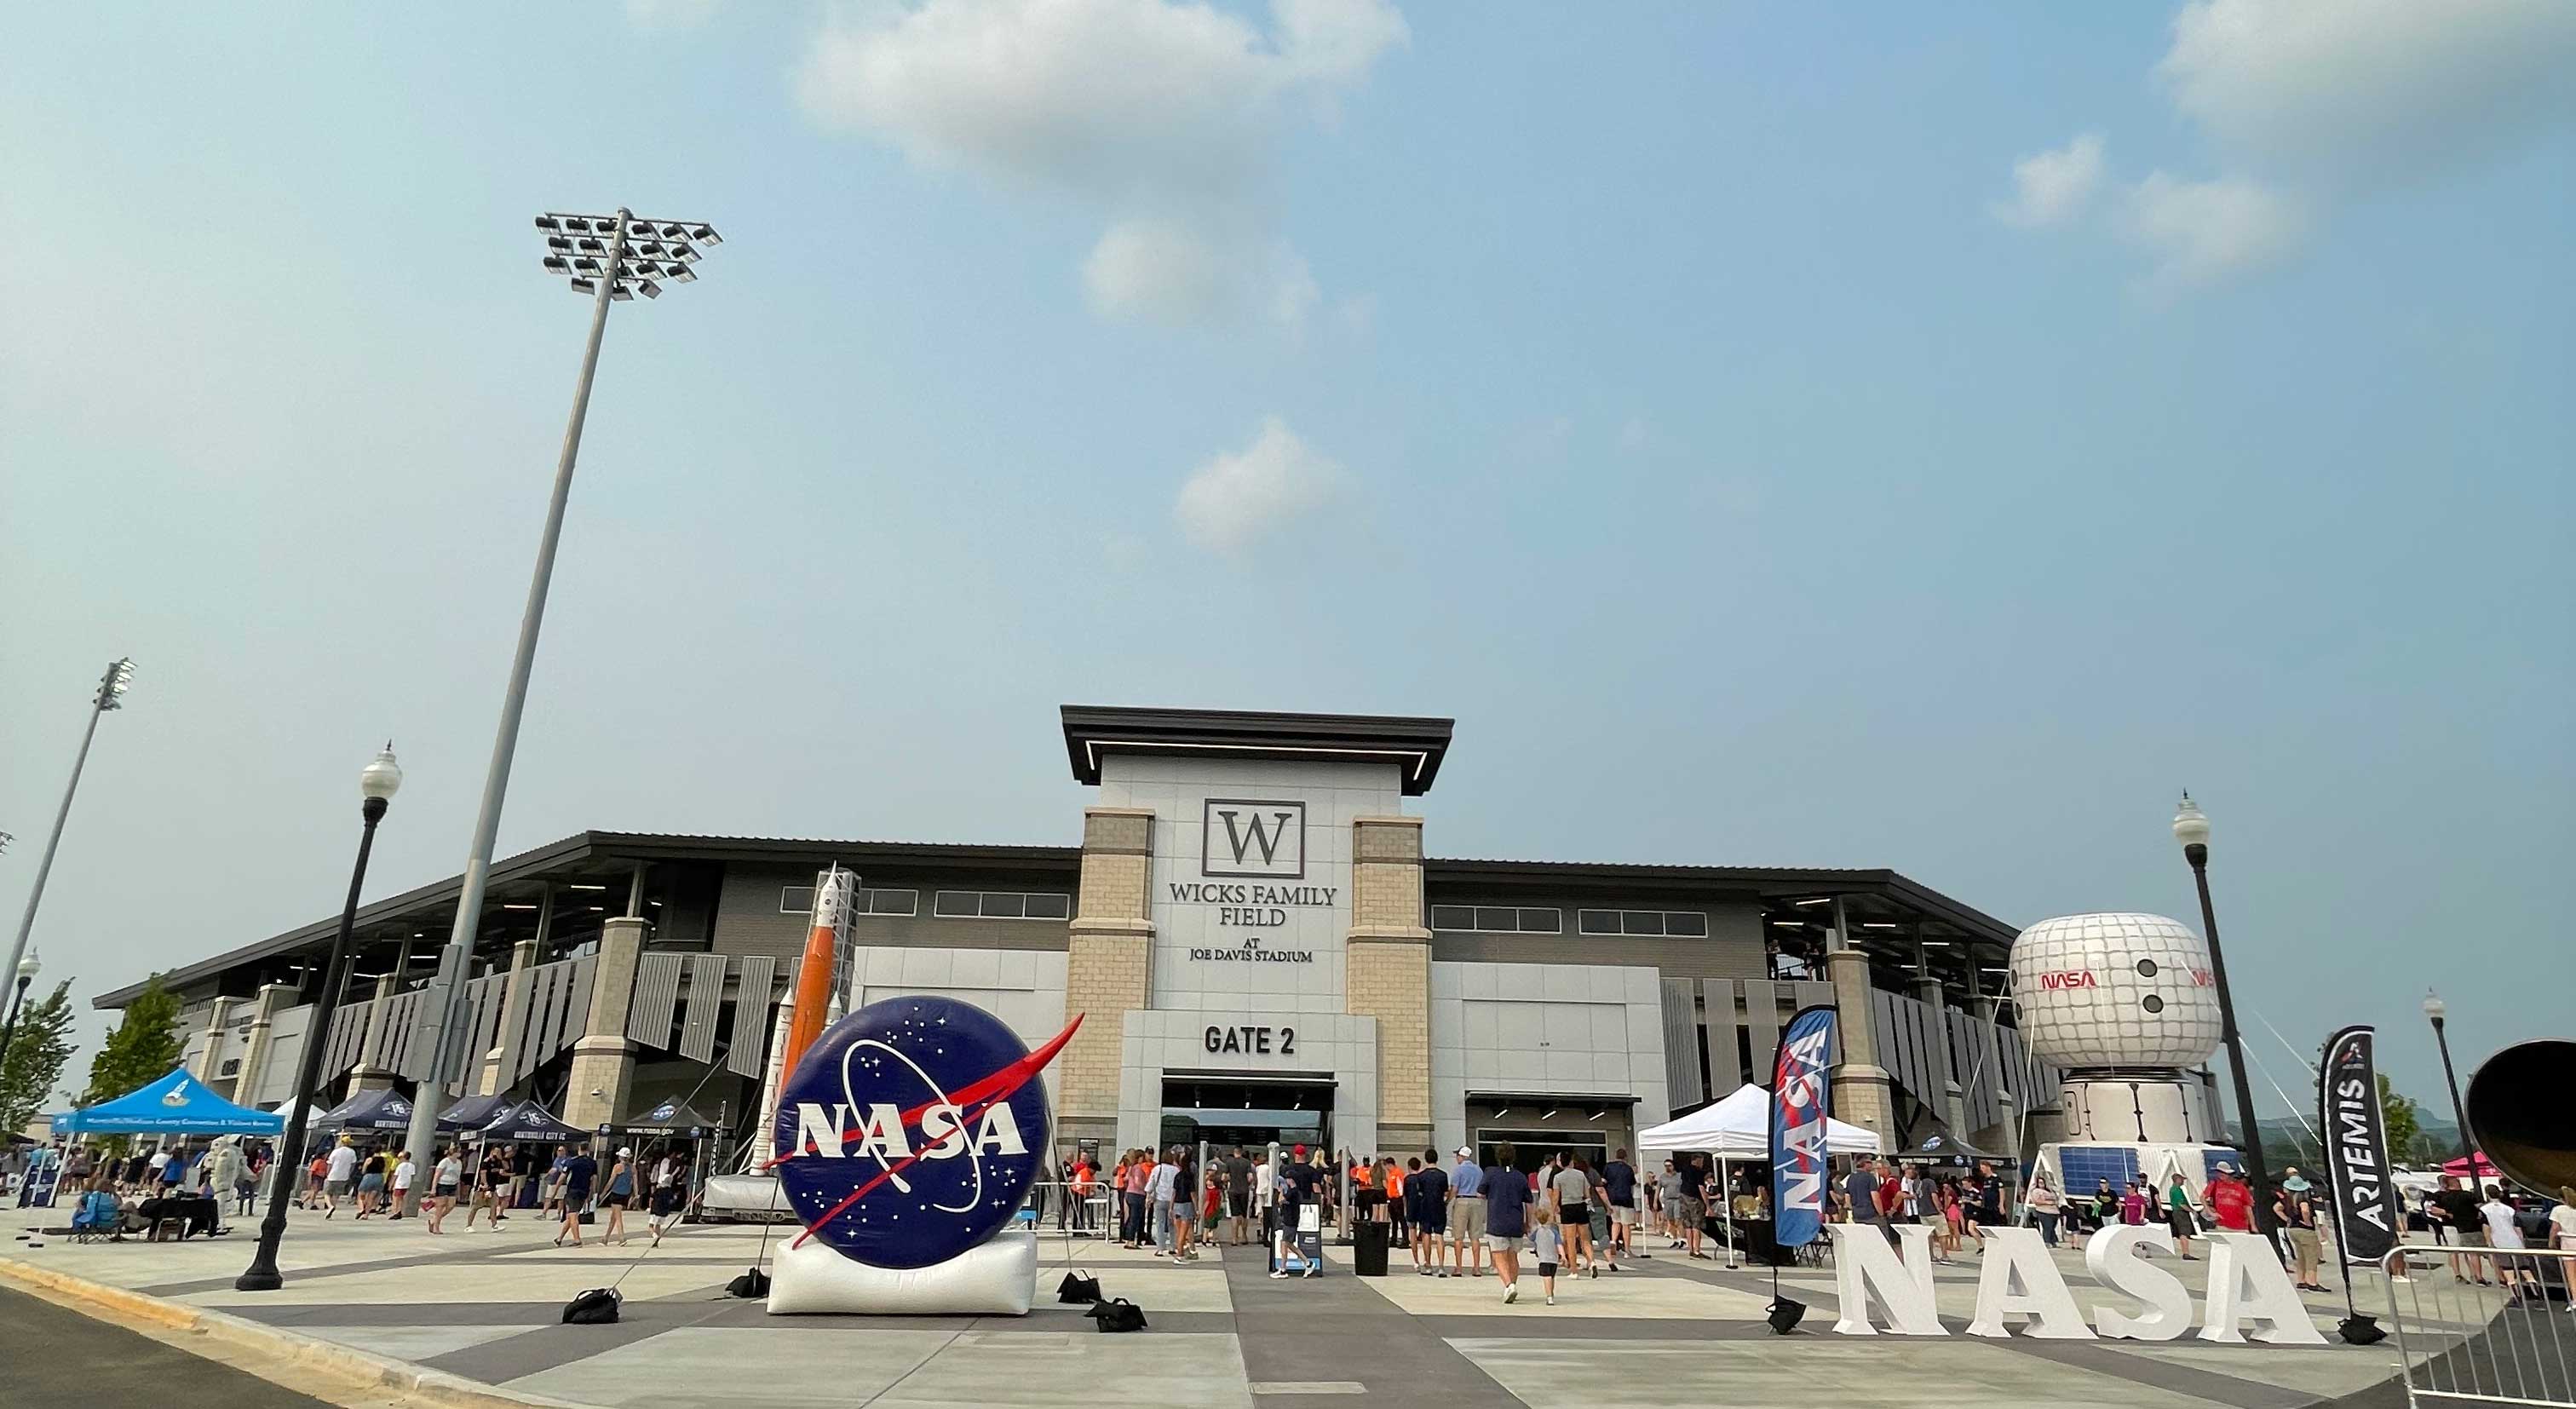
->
[770,1013,1082,1250]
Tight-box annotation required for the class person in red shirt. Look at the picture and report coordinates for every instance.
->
[2207,1165,2255,1233]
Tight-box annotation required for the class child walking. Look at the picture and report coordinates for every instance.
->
[1531,1206,1564,1307]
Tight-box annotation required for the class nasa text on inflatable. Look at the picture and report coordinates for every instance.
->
[1768,1003,1836,1249]
[771,996,1078,1269]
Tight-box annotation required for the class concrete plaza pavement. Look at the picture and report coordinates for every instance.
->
[2,1205,2455,1408]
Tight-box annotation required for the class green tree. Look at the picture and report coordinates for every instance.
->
[85,976,185,1106]
[2378,1073,2425,1166]
[0,981,78,1137]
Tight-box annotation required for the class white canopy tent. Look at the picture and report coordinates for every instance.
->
[1636,1083,1883,1156]
[1635,1084,1883,1268]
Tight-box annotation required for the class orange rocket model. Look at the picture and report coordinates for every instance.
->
[776,866,852,1086]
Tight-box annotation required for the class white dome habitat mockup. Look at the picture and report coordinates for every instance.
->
[2009,912,2223,1069]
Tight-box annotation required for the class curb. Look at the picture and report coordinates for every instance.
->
[0,1254,602,1409]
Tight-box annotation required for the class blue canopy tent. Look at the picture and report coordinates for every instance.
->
[50,1069,284,1136]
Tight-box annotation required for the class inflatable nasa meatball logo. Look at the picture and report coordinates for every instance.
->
[772,996,1078,1269]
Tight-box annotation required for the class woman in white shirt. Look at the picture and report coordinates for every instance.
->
[2481,1188,2538,1302]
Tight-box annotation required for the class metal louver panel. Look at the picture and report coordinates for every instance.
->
[1743,979,1781,1082]
[563,953,595,1048]
[1659,977,1703,1107]
[628,952,684,1046]
[1705,980,1745,1095]
[678,954,727,1061]
[727,956,776,1078]
[527,962,566,1082]
[384,991,423,1078]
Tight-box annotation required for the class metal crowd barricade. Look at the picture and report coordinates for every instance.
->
[2386,1243,2576,1408]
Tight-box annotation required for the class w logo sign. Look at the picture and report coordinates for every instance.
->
[1203,799,1305,879]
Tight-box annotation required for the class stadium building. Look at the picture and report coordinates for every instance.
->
[97,706,2053,1164]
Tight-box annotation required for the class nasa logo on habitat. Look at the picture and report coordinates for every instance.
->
[774,996,1054,1270]
[1202,799,1304,879]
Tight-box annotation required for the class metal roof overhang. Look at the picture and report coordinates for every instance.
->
[93,830,1082,1008]
[1061,704,1456,795]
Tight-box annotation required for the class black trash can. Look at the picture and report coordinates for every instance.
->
[1354,1218,1390,1277]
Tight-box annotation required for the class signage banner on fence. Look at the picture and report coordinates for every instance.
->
[1770,1003,1837,1249]
[2318,1024,2400,1264]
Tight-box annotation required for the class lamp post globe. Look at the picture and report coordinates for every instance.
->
[2171,791,2279,1247]
[236,745,400,1292]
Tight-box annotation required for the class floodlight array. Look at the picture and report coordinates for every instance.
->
[533,210,720,300]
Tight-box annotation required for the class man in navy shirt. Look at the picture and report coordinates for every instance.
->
[1482,1142,1533,1304]
[1601,1148,1641,1262]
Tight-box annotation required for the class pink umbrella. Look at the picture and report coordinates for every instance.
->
[2440,1152,2500,1179]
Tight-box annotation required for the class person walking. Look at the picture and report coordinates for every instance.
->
[2478,1186,2535,1301]
[1531,1205,1564,1307]
[555,1145,596,1247]
[1167,1146,1197,1260]
[388,1150,416,1219]
[1549,1153,1596,1279]
[1602,1148,1640,1262]
[2208,1165,2254,1235]
[1072,1152,1100,1235]
[1484,1142,1532,1303]
[1222,1147,1251,1246]
[426,1146,463,1234]
[322,1139,356,1216]
[1149,1145,1181,1256]
[1448,1146,1487,1278]
[2429,1176,2489,1285]
[647,1150,690,1246]
[602,1147,636,1245]
[2165,1174,2199,1260]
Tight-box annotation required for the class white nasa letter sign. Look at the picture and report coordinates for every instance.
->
[2201,1232,2328,1344]
[1965,1227,2090,1338]
[2085,1224,2195,1341]
[1828,1223,1945,1336]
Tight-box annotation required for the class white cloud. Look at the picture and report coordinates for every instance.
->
[797,0,1407,327]
[1175,417,1348,552]
[1992,133,2106,228]
[2159,0,2576,181]
[2122,172,2308,290]
[2000,0,2576,290]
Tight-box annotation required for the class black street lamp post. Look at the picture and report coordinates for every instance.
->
[0,950,38,1061]
[2172,793,2280,1251]
[2423,992,2478,1181]
[236,745,401,1292]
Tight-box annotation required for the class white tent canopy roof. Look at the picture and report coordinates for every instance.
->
[1636,1083,1883,1156]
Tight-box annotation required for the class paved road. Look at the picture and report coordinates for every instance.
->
[0,1283,335,1408]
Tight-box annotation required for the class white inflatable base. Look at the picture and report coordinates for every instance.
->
[699,1173,792,1222]
[765,1229,1038,1316]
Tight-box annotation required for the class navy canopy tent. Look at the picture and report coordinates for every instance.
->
[440,1093,514,1131]
[50,1069,284,1136]
[315,1087,452,1135]
[606,1096,725,1137]
[475,1100,586,1145]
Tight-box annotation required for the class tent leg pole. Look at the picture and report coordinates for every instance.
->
[1723,1154,1738,1269]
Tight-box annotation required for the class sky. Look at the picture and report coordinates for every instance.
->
[3,1,2569,1125]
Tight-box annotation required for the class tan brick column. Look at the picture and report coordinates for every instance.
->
[563,916,648,1135]
[1348,814,1431,1151]
[1824,899,1897,1148]
[190,997,236,1083]
[230,981,294,1105]
[1062,807,1153,1154]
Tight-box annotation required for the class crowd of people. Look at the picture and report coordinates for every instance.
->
[291,1136,699,1247]
[1061,1142,1650,1305]
[4,1131,704,1247]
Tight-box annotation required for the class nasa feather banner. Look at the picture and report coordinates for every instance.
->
[1769,1004,1837,1250]
[2318,1025,2400,1264]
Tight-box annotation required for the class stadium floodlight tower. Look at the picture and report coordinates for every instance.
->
[394,210,721,1205]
